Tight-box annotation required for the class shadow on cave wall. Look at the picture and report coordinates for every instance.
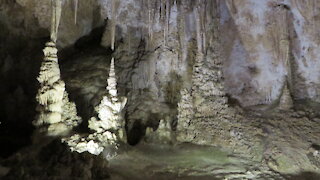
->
[59,24,112,132]
[284,171,320,180]
[0,30,48,157]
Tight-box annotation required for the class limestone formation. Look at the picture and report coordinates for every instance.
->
[34,42,81,137]
[64,58,127,156]
[145,119,173,144]
[278,80,293,111]
[33,0,81,137]
[88,58,127,141]
[176,88,194,142]
[33,42,65,134]
[50,0,62,43]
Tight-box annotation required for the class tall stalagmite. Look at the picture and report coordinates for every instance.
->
[89,58,127,141]
[34,0,81,137]
[176,0,231,143]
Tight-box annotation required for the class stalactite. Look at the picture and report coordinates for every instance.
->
[147,0,153,48]
[74,0,78,25]
[128,27,131,54]
[111,0,117,51]
[177,1,186,63]
[165,0,170,46]
[195,4,203,54]
[50,0,62,43]
[202,1,207,53]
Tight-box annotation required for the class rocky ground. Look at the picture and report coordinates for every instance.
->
[1,106,319,180]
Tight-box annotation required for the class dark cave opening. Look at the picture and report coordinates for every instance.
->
[126,120,145,146]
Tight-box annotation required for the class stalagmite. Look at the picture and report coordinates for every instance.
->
[64,58,127,156]
[176,88,194,142]
[34,0,81,137]
[34,42,64,129]
[177,4,232,144]
[89,58,127,133]
[279,79,293,111]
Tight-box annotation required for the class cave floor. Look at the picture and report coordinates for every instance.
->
[108,143,282,180]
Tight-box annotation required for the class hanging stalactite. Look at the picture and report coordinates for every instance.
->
[50,0,62,43]
[165,0,170,46]
[111,0,117,51]
[74,0,78,25]
[195,2,203,54]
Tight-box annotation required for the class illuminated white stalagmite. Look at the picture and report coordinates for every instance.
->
[34,42,65,129]
[65,58,127,156]
[89,58,127,141]
[34,0,81,137]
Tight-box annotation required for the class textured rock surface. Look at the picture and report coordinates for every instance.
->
[1,0,320,179]
[1,139,109,179]
[33,42,81,137]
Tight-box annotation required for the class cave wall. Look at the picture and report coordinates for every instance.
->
[1,0,320,148]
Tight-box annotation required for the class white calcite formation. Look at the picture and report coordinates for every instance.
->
[64,58,127,156]
[33,42,65,134]
[33,0,81,137]
[34,42,81,137]
[89,58,127,140]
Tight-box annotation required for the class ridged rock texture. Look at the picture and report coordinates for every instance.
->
[34,42,81,137]
[1,0,320,179]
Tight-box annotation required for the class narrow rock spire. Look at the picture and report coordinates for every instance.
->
[107,58,118,100]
